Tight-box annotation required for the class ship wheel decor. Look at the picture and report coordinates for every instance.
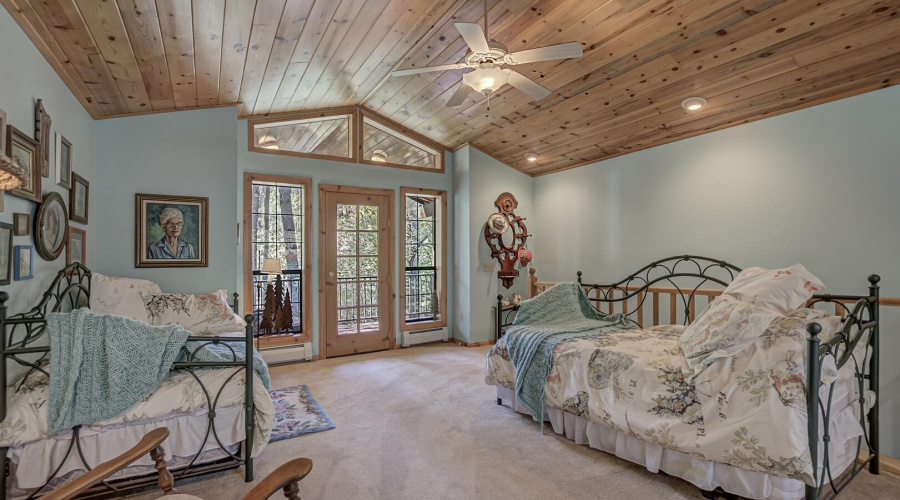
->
[483,192,531,288]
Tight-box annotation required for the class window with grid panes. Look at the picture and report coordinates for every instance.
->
[250,181,305,335]
[404,194,440,324]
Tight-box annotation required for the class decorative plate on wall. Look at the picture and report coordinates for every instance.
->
[34,191,69,261]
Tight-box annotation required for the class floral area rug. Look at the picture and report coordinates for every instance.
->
[268,385,335,442]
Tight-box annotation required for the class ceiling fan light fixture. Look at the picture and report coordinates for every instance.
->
[371,150,388,162]
[463,66,510,95]
[681,97,707,111]
[524,153,539,162]
[259,134,279,150]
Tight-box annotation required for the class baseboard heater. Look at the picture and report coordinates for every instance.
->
[259,343,313,365]
[402,326,449,347]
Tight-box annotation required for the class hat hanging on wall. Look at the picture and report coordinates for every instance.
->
[487,213,509,234]
[517,248,532,267]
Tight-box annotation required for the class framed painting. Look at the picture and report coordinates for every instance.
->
[0,222,11,286]
[13,213,30,236]
[67,227,86,266]
[14,245,33,281]
[0,108,7,152]
[35,99,51,178]
[56,133,72,189]
[70,172,89,223]
[135,193,208,268]
[7,126,41,203]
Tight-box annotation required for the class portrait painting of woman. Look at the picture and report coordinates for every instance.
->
[135,194,208,268]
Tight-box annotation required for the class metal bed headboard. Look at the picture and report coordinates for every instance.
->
[494,255,881,500]
[0,263,257,499]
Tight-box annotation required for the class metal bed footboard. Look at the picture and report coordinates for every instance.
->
[494,256,880,500]
[0,263,258,499]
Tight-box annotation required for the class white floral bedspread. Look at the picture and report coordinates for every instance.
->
[0,365,274,456]
[485,320,866,485]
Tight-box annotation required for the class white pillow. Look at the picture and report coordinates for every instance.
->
[679,294,779,376]
[723,264,825,314]
[89,273,162,323]
[143,290,246,335]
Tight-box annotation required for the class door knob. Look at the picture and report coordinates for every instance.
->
[329,271,335,277]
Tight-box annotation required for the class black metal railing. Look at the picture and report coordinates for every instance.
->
[405,267,437,323]
[251,270,303,336]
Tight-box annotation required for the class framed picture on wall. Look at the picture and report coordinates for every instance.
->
[135,193,209,268]
[56,133,72,189]
[0,222,12,286]
[35,99,51,178]
[13,213,30,236]
[70,172,89,223]
[7,126,41,203]
[67,227,86,266]
[0,108,7,152]
[14,245,33,281]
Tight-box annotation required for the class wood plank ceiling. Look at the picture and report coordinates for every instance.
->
[3,0,898,175]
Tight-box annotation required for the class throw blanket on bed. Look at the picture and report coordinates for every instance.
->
[505,282,629,424]
[47,308,269,434]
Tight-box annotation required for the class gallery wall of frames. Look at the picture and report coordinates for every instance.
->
[0,99,90,292]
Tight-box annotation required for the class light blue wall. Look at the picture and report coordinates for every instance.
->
[451,147,470,342]
[453,147,535,343]
[237,121,454,354]
[92,107,239,294]
[0,6,95,315]
[531,85,900,457]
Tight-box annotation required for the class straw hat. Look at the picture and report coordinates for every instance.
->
[487,213,509,234]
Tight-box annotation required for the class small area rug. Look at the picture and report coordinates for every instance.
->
[268,384,334,442]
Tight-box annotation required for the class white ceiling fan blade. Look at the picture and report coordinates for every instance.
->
[506,70,551,101]
[391,63,469,77]
[446,84,473,107]
[506,42,583,65]
[455,22,490,54]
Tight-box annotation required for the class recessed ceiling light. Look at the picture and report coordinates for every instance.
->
[371,150,388,162]
[524,153,539,162]
[681,97,707,111]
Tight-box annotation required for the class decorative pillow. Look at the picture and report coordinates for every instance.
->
[722,264,825,314]
[89,273,162,323]
[142,290,245,335]
[679,294,779,376]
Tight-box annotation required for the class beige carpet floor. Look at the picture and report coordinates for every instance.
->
[130,343,899,500]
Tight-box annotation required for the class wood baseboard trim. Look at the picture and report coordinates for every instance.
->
[859,452,900,477]
[448,337,495,347]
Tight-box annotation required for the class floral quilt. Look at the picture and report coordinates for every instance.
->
[0,364,275,457]
[485,315,864,486]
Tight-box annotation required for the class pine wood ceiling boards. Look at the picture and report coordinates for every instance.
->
[4,0,898,175]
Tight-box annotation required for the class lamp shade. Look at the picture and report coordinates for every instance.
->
[463,66,510,95]
[261,258,283,274]
[0,153,27,191]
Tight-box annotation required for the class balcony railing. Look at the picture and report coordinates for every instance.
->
[405,267,437,323]
[251,270,303,337]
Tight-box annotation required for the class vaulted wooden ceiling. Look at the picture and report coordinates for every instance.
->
[3,0,898,175]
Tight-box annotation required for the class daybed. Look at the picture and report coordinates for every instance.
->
[487,256,880,500]
[0,264,275,499]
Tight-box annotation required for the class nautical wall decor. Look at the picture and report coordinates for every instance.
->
[483,192,530,288]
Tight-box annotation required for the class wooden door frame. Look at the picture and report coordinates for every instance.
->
[318,184,395,359]
[242,173,313,344]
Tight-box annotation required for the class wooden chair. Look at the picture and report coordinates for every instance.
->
[41,428,313,500]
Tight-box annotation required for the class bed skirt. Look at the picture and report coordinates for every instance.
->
[495,386,874,500]
[7,403,246,499]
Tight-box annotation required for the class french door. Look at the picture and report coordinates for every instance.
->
[320,186,394,357]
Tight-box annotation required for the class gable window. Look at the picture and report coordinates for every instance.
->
[400,187,447,331]
[249,109,356,162]
[243,174,312,343]
[360,112,444,172]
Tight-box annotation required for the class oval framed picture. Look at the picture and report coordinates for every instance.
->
[35,191,69,261]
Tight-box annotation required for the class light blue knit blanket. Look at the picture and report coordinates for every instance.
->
[505,282,630,425]
[47,309,269,434]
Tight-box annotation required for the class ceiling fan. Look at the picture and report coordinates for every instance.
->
[390,0,583,107]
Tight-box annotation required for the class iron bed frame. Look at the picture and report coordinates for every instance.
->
[0,263,259,499]
[494,255,880,500]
